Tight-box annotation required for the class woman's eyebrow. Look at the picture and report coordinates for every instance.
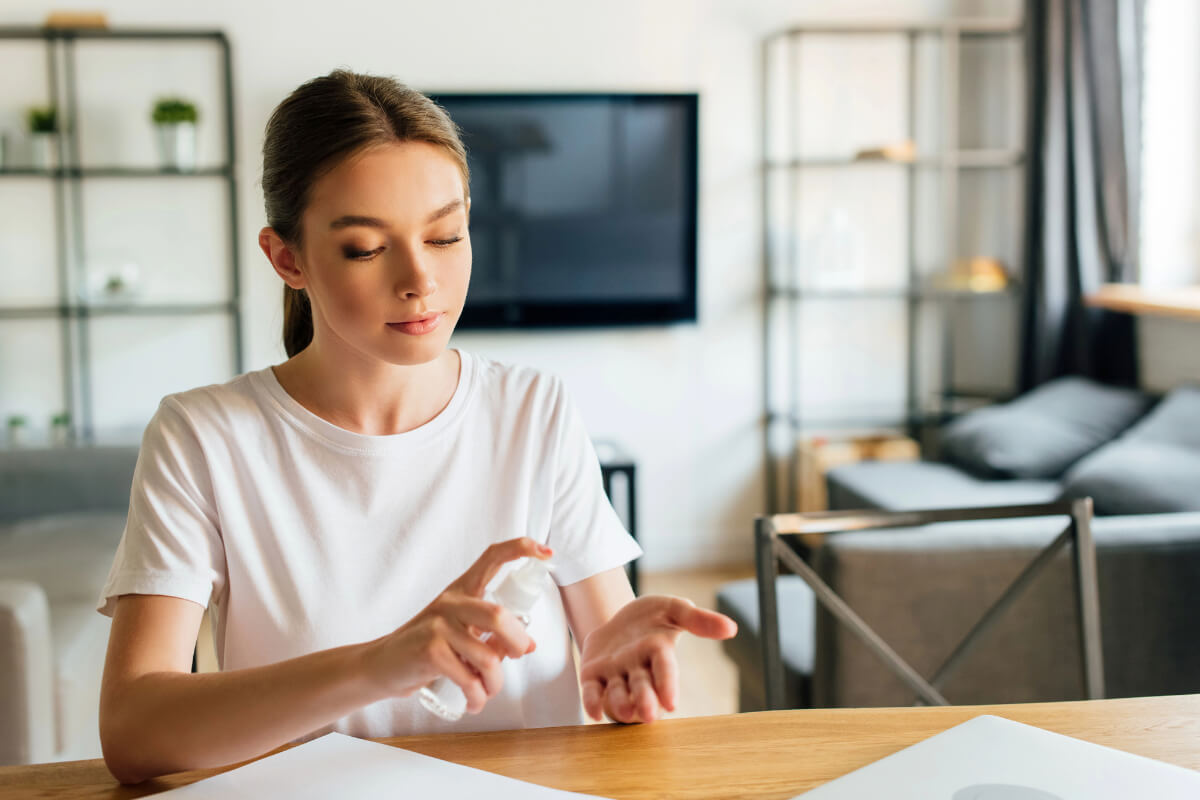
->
[328,200,463,231]
[425,199,464,223]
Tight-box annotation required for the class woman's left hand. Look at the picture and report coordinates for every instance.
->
[578,595,737,723]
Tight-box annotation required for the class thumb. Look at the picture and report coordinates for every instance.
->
[674,603,738,641]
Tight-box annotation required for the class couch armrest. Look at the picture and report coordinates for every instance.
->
[0,580,57,765]
[811,512,1200,708]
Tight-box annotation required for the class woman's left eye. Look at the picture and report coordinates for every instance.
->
[430,236,463,248]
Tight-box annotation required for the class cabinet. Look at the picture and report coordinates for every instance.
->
[0,27,241,444]
[761,17,1028,512]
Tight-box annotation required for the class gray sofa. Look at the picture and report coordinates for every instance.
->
[0,446,136,765]
[720,377,1200,710]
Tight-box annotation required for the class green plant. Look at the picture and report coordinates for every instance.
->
[151,97,199,125]
[6,414,28,428]
[26,106,57,134]
[50,411,71,427]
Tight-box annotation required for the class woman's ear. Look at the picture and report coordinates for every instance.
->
[259,227,306,290]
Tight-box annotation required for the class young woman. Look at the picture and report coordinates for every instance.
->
[96,69,736,784]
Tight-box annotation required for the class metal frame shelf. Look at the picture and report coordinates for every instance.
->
[762,17,1028,513]
[0,26,242,443]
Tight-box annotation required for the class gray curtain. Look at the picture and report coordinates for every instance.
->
[1020,0,1144,390]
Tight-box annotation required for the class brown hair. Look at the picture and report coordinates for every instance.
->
[261,69,470,357]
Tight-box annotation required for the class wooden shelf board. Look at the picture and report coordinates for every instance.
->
[1085,283,1200,322]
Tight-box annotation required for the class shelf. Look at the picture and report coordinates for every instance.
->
[0,165,232,179]
[766,150,1024,170]
[0,301,237,320]
[0,27,226,41]
[768,19,1024,38]
[768,285,1019,300]
[1084,283,1200,322]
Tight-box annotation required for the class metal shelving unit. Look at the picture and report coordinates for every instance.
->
[762,18,1028,513]
[0,26,242,443]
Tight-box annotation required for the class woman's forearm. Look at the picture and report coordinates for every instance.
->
[102,637,387,784]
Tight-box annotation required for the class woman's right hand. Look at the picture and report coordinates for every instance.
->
[363,537,552,714]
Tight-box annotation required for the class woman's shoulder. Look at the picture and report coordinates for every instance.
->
[152,368,273,431]
[463,350,570,416]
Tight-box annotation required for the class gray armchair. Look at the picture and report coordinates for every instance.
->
[0,446,136,765]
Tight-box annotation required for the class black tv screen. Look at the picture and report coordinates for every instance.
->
[427,93,698,328]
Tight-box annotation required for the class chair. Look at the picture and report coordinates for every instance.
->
[753,499,1103,710]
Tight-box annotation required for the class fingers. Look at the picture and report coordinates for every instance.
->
[449,597,533,659]
[670,599,739,641]
[603,674,634,723]
[437,621,505,702]
[581,678,605,721]
[650,648,679,713]
[428,635,490,712]
[627,667,658,722]
[454,537,553,597]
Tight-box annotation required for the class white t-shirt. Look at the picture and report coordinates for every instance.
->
[96,349,642,739]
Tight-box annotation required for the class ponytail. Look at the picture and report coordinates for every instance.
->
[282,286,313,358]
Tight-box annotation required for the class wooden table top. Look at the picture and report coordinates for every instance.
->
[1,694,1198,799]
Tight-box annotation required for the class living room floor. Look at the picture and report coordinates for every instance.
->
[196,566,754,720]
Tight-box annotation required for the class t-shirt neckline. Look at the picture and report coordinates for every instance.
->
[252,348,476,453]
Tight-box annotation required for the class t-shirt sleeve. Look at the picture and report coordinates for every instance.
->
[543,378,643,586]
[96,397,227,617]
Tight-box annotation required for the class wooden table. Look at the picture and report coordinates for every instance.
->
[2,694,1198,799]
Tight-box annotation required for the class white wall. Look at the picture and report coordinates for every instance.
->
[2,0,1019,570]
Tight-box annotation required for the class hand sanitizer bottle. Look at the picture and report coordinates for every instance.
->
[418,557,553,721]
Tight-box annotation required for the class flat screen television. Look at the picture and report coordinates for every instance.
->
[426,92,698,328]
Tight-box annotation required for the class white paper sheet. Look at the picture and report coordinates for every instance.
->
[793,714,1200,799]
[152,732,612,799]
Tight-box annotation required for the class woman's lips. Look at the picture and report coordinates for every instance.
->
[387,313,443,336]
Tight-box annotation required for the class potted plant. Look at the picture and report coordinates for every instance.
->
[151,96,199,172]
[26,105,58,170]
[50,411,72,446]
[6,414,29,447]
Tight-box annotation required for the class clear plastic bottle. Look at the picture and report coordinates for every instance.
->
[418,557,553,721]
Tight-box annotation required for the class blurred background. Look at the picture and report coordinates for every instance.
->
[2,0,1198,770]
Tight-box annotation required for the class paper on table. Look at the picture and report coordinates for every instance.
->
[792,715,1200,799]
[151,731,612,799]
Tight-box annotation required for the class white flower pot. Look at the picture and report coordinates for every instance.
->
[156,122,197,172]
[31,132,57,170]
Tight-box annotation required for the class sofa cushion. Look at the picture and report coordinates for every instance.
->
[940,377,1152,480]
[0,446,138,524]
[1060,385,1200,515]
[0,512,128,604]
[717,576,815,709]
[826,460,1061,512]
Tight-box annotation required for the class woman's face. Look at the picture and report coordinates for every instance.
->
[294,140,471,367]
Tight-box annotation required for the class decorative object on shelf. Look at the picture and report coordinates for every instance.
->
[932,257,1011,293]
[50,411,71,446]
[43,10,109,29]
[26,105,59,170]
[81,249,142,304]
[854,139,917,163]
[152,96,199,172]
[6,415,29,448]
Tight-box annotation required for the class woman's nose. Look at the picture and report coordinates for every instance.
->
[395,252,437,299]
